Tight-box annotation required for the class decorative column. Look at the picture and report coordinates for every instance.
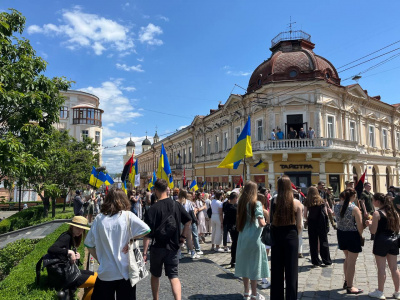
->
[268,160,275,191]
[246,163,250,181]
[315,104,322,138]
[319,161,327,183]
[344,112,349,140]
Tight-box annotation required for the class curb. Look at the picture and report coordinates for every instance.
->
[0,219,69,238]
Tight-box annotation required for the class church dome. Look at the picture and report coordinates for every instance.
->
[142,138,151,146]
[126,139,135,147]
[247,31,340,93]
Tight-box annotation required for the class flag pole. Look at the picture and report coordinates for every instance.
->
[243,156,246,184]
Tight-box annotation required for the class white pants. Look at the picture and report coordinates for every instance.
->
[211,214,222,245]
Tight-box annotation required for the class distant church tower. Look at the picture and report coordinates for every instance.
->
[142,132,152,152]
[153,131,159,144]
[123,134,135,164]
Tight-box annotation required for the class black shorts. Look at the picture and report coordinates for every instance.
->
[337,230,362,253]
[373,234,399,257]
[150,247,179,279]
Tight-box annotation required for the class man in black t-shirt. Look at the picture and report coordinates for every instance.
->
[73,190,84,216]
[143,179,191,300]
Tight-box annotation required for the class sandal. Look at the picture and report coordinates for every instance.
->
[243,292,250,299]
[346,286,363,294]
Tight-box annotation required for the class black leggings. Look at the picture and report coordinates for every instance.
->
[271,225,298,300]
[91,277,136,300]
[228,227,239,264]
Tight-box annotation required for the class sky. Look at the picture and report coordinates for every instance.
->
[2,1,400,173]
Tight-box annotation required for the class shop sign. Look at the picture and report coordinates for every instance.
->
[280,164,313,170]
[254,175,265,183]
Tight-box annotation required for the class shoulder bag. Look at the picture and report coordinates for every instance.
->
[126,212,149,287]
[261,224,271,246]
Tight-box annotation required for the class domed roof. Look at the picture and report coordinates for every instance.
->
[247,32,340,93]
[126,139,135,147]
[142,137,151,146]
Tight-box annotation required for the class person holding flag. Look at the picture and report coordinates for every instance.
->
[157,144,172,180]
[148,172,156,191]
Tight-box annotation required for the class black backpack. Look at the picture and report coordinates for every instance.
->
[153,201,177,244]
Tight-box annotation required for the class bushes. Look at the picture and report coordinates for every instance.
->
[0,224,86,300]
[0,219,11,234]
[0,239,40,280]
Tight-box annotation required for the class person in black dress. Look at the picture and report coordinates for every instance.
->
[223,192,238,268]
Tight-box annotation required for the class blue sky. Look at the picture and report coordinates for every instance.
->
[2,1,400,173]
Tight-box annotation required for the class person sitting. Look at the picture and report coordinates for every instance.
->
[47,216,96,299]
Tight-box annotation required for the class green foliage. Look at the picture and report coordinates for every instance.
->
[0,224,86,299]
[0,219,11,234]
[0,238,39,280]
[3,204,74,233]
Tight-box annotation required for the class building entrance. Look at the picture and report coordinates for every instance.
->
[285,171,311,195]
[285,114,307,138]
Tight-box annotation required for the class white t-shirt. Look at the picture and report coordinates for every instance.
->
[211,199,223,215]
[84,211,150,281]
[271,131,276,140]
[182,200,194,213]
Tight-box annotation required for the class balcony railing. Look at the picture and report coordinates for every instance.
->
[252,138,359,151]
[171,164,183,170]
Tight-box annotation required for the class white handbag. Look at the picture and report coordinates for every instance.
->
[126,212,149,287]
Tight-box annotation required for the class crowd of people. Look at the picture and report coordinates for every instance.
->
[270,126,316,140]
[49,177,400,300]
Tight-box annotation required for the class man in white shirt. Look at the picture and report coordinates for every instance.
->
[271,129,276,140]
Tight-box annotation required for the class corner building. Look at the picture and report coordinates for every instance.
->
[136,31,400,196]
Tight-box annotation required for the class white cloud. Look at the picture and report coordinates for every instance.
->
[121,86,136,92]
[223,65,250,76]
[116,63,144,72]
[157,15,169,22]
[79,80,142,124]
[138,23,163,46]
[178,125,188,130]
[137,58,144,62]
[27,8,134,55]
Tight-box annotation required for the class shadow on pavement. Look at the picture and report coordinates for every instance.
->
[188,293,244,299]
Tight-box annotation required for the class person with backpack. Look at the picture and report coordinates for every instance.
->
[143,179,192,300]
[73,190,84,216]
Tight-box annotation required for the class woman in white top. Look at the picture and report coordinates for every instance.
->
[204,193,212,235]
[85,189,150,300]
[211,191,224,252]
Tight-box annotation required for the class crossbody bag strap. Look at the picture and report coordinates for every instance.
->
[126,211,132,244]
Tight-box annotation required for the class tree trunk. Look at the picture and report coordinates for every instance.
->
[42,196,50,218]
[52,197,56,218]
[63,192,67,213]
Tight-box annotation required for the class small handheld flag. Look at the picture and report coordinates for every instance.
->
[169,175,174,189]
[129,159,138,187]
[355,169,367,199]
[218,116,253,169]
[122,180,127,194]
[122,155,134,182]
[95,172,107,188]
[157,144,172,180]
[105,173,114,186]
[148,171,156,190]
[254,159,267,170]
[89,167,97,186]
[190,180,198,191]
[202,181,206,188]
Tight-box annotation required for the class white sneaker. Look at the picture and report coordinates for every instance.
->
[224,247,231,253]
[191,252,199,259]
[216,248,225,252]
[368,289,386,299]
[261,281,270,289]
[250,293,265,300]
[393,291,400,299]
[196,251,204,255]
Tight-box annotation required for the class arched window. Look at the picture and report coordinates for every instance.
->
[353,166,358,183]
[386,167,390,190]
[372,167,377,193]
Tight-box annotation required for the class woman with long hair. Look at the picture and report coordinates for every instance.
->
[270,175,303,300]
[333,188,364,295]
[195,192,207,243]
[235,181,269,300]
[47,216,95,299]
[204,193,212,235]
[178,190,198,259]
[84,189,150,299]
[211,191,224,252]
[304,186,332,267]
[366,193,400,299]
[257,193,271,289]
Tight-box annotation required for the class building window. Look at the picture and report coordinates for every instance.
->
[73,107,102,126]
[397,132,400,150]
[369,125,375,147]
[235,127,241,142]
[207,138,211,155]
[82,130,89,140]
[257,119,263,141]
[60,106,68,119]
[183,149,186,164]
[189,147,192,163]
[215,135,219,153]
[382,129,388,149]
[95,131,100,144]
[223,132,228,150]
[199,140,203,156]
[327,116,335,138]
[349,121,356,141]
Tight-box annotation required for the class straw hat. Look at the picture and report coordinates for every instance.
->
[66,216,91,230]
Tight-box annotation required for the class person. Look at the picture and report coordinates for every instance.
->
[204,193,212,235]
[304,187,332,267]
[270,175,303,300]
[276,128,284,140]
[298,128,306,139]
[235,181,269,300]
[307,127,315,139]
[23,203,28,209]
[387,186,396,198]
[84,189,150,300]
[48,216,95,299]
[84,193,95,223]
[143,192,152,218]
[195,192,207,243]
[288,127,297,139]
[211,191,224,252]
[143,179,192,300]
[326,187,337,229]
[345,180,355,190]
[188,193,203,255]
[365,193,400,299]
[73,190,84,216]
[360,182,374,216]
[317,182,326,200]
[257,193,271,288]
[333,189,364,294]
[392,192,400,215]
[270,129,276,140]
[223,192,239,268]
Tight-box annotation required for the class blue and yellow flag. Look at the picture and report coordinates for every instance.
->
[129,159,138,187]
[169,175,174,189]
[202,181,206,188]
[95,172,106,188]
[89,166,97,186]
[157,144,172,180]
[105,173,114,186]
[218,117,253,169]
[122,180,127,194]
[189,180,198,191]
[254,159,267,170]
[148,171,156,190]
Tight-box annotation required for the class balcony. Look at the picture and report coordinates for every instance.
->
[252,138,359,152]
[171,164,183,170]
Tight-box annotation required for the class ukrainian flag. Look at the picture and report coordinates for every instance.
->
[129,159,138,187]
[157,144,172,180]
[105,173,114,186]
[254,159,267,170]
[95,172,106,188]
[189,180,198,191]
[218,116,253,169]
[122,180,127,194]
[148,171,156,190]
[169,175,174,189]
[202,181,206,188]
[89,166,97,186]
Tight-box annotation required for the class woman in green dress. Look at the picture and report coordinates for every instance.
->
[235,181,269,300]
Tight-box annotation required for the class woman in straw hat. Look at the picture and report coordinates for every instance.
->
[84,188,151,300]
[47,215,96,299]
